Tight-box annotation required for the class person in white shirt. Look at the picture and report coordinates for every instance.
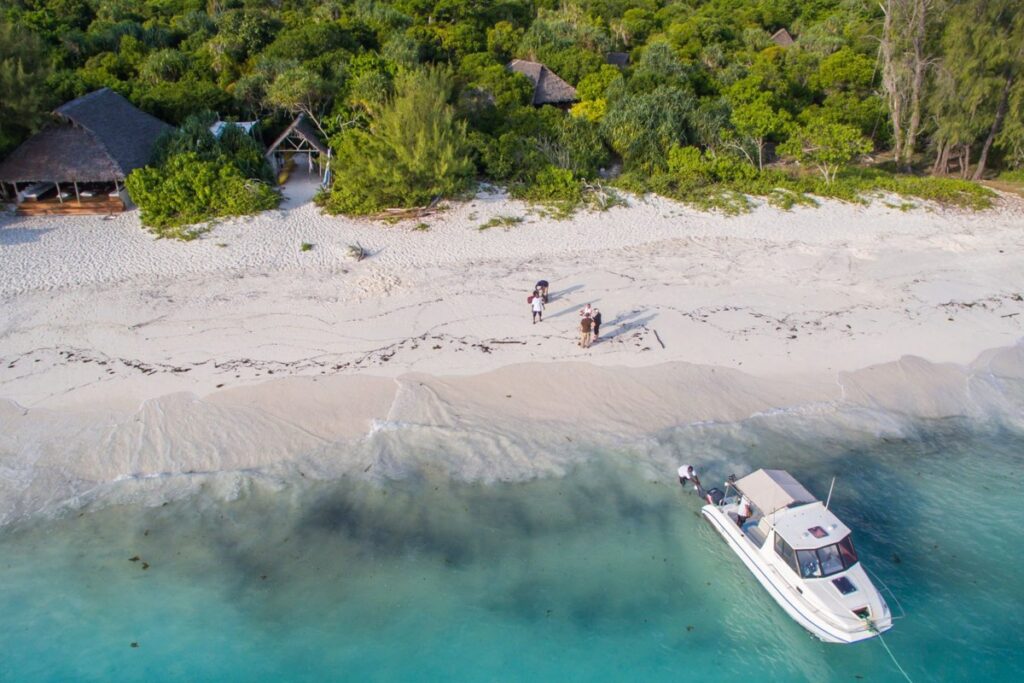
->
[531,292,545,323]
[736,494,753,526]
[678,465,701,492]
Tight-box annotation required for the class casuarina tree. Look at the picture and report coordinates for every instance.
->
[323,67,474,215]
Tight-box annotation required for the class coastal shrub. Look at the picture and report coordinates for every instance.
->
[998,169,1024,183]
[619,157,995,215]
[126,152,279,237]
[478,215,524,231]
[871,175,994,209]
[154,113,273,183]
[513,166,582,204]
[321,67,474,215]
[474,130,547,183]
[666,146,761,186]
[126,111,279,237]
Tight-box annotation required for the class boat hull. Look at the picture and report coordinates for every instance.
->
[702,504,889,644]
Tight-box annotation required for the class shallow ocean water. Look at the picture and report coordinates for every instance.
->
[1,416,1022,682]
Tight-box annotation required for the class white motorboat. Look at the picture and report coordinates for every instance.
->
[699,469,894,643]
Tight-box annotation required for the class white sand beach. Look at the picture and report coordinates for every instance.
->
[2,188,1024,522]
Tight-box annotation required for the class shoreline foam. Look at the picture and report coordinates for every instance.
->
[2,345,1023,526]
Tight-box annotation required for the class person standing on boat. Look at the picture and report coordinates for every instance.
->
[678,465,701,493]
[736,495,753,526]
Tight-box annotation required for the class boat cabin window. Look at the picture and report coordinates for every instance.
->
[796,535,859,578]
[773,534,799,575]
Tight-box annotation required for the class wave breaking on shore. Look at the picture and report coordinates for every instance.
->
[2,343,1023,527]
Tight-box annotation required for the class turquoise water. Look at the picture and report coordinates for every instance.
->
[1,418,1022,682]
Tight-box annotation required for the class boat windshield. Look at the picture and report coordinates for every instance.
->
[796,536,859,578]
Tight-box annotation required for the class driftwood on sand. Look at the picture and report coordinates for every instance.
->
[372,196,441,221]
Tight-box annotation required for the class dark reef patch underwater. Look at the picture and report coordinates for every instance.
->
[1,416,1022,682]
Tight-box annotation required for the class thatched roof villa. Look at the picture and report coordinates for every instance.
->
[507,59,578,108]
[0,88,171,215]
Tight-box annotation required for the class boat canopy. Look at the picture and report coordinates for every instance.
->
[735,469,816,515]
[771,501,852,549]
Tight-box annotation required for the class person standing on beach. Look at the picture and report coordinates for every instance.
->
[535,280,549,302]
[579,303,593,318]
[580,314,593,347]
[531,290,545,323]
[592,308,602,341]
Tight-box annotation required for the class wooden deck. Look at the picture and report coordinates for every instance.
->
[17,195,125,216]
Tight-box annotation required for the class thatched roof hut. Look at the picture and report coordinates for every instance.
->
[0,88,171,184]
[265,114,330,184]
[771,28,795,47]
[605,52,630,68]
[266,114,329,159]
[507,59,578,107]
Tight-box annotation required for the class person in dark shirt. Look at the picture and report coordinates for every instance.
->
[592,308,602,341]
[579,315,593,348]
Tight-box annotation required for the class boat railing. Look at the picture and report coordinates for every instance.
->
[864,564,907,621]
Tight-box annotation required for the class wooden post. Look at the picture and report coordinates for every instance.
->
[73,181,81,202]
[56,181,63,203]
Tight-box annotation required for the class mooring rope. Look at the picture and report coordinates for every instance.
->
[869,622,914,683]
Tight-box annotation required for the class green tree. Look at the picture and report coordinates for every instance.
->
[780,118,872,184]
[611,8,655,47]
[0,22,53,154]
[728,94,792,171]
[602,86,695,171]
[930,0,1024,178]
[570,64,621,123]
[139,49,192,84]
[879,0,938,168]
[265,65,335,136]
[487,21,523,62]
[323,67,474,214]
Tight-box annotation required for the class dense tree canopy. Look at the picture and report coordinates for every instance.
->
[0,21,53,156]
[2,0,1020,218]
